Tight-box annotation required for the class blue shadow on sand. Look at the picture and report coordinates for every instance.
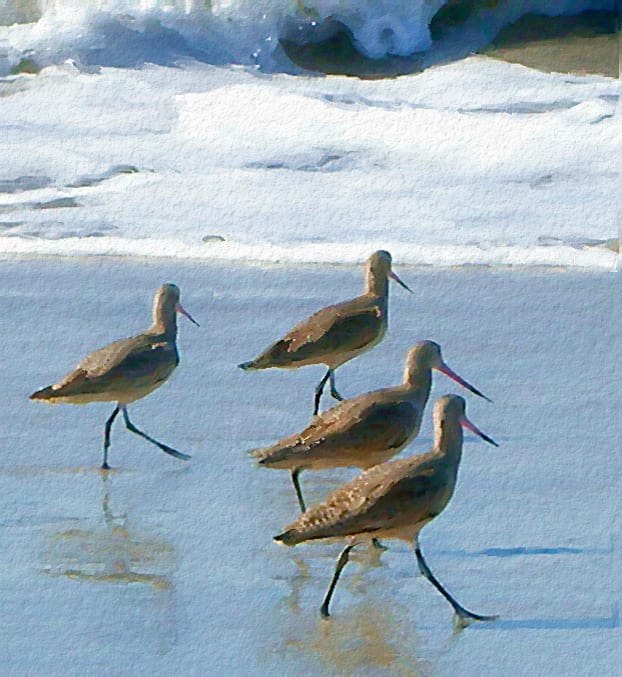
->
[436,544,614,558]
[471,605,619,631]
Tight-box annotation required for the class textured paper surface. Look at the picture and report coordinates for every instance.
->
[0,3,620,675]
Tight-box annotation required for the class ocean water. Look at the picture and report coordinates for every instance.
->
[0,0,619,269]
[0,0,615,67]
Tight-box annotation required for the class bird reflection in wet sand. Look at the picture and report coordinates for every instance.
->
[43,472,174,591]
[275,556,310,615]
[285,598,432,677]
[277,546,386,617]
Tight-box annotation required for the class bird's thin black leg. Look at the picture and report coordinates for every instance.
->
[314,369,331,415]
[329,369,344,402]
[121,407,191,461]
[102,406,120,470]
[320,543,356,619]
[291,469,306,512]
[414,538,498,625]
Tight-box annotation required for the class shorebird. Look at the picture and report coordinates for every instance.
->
[30,284,199,469]
[250,341,490,513]
[274,395,499,624]
[238,250,412,416]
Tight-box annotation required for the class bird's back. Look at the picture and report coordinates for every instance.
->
[241,293,386,370]
[275,451,452,545]
[252,386,421,470]
[30,332,179,405]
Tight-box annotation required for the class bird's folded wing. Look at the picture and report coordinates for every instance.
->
[285,304,382,355]
[296,397,417,451]
[279,458,440,541]
[77,335,150,377]
[54,334,159,391]
[250,394,390,465]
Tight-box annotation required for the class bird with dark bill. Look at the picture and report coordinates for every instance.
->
[30,283,199,469]
[274,395,499,624]
[250,341,491,514]
[238,250,412,416]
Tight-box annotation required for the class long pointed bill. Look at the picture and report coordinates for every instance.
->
[461,417,499,447]
[437,362,492,403]
[388,270,413,293]
[176,303,200,327]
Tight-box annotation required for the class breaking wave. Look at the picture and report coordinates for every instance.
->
[0,0,616,73]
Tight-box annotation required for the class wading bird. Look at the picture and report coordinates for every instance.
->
[250,341,490,513]
[30,284,199,469]
[275,395,499,625]
[238,250,412,416]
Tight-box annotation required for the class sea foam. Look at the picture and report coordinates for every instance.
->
[0,0,615,72]
[0,4,618,270]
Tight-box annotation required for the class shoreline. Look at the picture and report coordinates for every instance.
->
[0,250,618,273]
[0,233,618,272]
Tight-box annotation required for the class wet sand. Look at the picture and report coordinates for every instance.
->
[482,11,618,78]
[0,256,620,675]
[282,10,619,78]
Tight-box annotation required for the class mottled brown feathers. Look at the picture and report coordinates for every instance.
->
[249,393,422,470]
[274,454,442,545]
[247,301,384,370]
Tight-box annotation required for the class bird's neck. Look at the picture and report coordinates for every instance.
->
[150,306,177,339]
[434,418,464,468]
[403,367,432,404]
[365,272,389,297]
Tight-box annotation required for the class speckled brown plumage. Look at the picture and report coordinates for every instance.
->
[238,250,412,415]
[251,341,490,512]
[29,284,198,468]
[273,395,499,623]
[275,396,467,546]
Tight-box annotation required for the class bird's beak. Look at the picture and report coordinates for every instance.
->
[176,303,200,327]
[461,416,499,447]
[388,270,413,293]
[437,361,492,402]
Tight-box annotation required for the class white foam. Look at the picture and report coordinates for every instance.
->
[0,236,617,270]
[0,0,615,70]
[0,57,619,270]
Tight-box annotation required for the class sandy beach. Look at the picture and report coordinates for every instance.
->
[481,10,618,78]
[282,9,619,78]
[1,256,619,675]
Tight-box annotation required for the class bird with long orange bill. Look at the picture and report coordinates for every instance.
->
[250,341,491,513]
[238,250,412,416]
[30,284,199,469]
[275,394,499,624]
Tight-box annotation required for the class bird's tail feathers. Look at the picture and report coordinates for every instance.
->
[248,444,287,466]
[29,385,58,401]
[274,529,300,546]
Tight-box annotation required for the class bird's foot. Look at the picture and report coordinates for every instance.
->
[453,610,499,631]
